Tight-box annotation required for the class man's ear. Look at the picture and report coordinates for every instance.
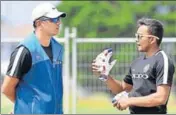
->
[150,37,157,45]
[35,20,41,27]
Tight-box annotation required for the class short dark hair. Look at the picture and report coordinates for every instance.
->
[33,21,36,28]
[33,16,48,28]
[137,18,164,46]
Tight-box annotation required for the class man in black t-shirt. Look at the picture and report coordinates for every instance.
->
[92,18,175,114]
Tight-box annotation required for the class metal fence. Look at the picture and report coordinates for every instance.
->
[1,28,176,114]
[72,37,176,114]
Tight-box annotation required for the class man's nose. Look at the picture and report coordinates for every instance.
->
[135,38,138,42]
[56,21,61,26]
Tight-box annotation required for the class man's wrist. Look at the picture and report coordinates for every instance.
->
[99,74,109,82]
[126,97,132,106]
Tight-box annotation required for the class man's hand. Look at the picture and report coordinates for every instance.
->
[92,60,101,76]
[1,76,19,103]
[113,96,129,111]
[92,48,116,81]
[9,109,14,114]
[112,91,129,111]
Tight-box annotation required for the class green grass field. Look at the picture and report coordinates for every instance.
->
[1,94,13,114]
[1,93,176,114]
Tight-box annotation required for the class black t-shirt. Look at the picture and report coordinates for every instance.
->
[124,50,175,114]
[6,43,53,80]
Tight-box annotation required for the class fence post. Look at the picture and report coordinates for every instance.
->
[71,27,77,114]
[63,27,70,114]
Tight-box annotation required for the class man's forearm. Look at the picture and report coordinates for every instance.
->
[128,93,166,107]
[1,76,19,103]
[1,88,16,103]
[105,76,123,94]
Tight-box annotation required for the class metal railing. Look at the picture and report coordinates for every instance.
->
[1,27,176,114]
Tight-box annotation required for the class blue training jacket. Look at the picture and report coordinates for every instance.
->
[14,33,64,114]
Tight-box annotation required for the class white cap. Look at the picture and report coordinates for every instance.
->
[32,2,66,21]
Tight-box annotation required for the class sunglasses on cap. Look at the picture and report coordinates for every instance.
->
[38,16,61,23]
[135,33,160,41]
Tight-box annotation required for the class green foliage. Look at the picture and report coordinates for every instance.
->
[57,1,176,92]
[57,1,175,37]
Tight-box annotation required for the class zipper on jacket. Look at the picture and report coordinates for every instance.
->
[52,61,57,114]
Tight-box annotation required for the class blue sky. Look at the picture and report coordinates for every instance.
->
[1,1,61,26]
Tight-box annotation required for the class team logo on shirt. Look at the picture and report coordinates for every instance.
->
[54,60,62,64]
[143,64,150,73]
[36,55,41,59]
[132,69,135,71]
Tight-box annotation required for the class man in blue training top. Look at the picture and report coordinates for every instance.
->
[1,2,66,114]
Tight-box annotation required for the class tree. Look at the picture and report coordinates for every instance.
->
[57,1,176,38]
[57,1,135,37]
